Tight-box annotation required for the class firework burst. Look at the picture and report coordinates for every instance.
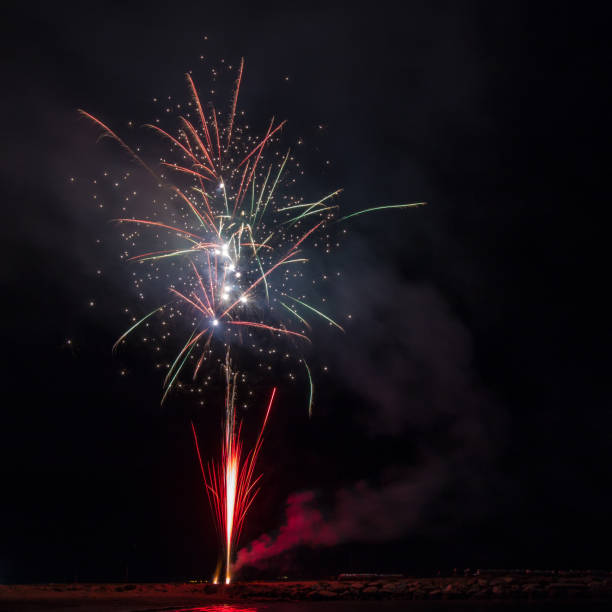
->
[81,59,424,409]
[81,58,424,580]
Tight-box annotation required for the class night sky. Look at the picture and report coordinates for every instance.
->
[2,1,609,583]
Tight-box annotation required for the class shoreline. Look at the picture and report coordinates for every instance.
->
[2,572,612,609]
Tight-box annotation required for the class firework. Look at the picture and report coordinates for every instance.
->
[80,59,425,411]
[81,58,424,580]
[191,355,276,584]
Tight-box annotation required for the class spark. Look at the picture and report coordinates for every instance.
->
[82,58,423,580]
[192,366,276,584]
[84,60,422,407]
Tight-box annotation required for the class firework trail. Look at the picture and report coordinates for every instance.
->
[192,354,276,583]
[81,58,423,580]
[80,58,424,411]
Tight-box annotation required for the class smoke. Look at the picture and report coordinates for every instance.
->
[235,492,334,570]
[3,42,499,573]
[235,233,502,570]
[235,458,447,570]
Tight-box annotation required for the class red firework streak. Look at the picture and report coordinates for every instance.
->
[191,379,276,584]
[80,58,423,580]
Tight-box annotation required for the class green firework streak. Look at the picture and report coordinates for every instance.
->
[304,360,314,418]
[282,294,345,332]
[113,304,168,352]
[162,337,198,405]
[279,300,311,330]
[337,202,426,222]
[164,329,198,387]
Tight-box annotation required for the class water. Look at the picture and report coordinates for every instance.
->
[168,602,612,611]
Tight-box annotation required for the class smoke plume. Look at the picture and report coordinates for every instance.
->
[235,234,502,570]
[235,461,445,571]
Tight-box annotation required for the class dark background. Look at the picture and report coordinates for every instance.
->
[1,1,609,583]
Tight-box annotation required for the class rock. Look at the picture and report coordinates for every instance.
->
[407,581,421,589]
[382,582,407,594]
[362,586,379,595]
[548,581,589,597]
[318,590,338,598]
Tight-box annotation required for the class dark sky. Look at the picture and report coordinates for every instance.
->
[1,1,609,583]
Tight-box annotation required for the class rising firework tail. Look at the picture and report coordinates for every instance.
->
[191,355,277,583]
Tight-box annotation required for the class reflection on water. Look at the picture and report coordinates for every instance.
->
[171,604,612,612]
[174,607,257,612]
[170,600,611,612]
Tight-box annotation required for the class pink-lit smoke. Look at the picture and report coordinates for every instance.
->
[234,460,446,570]
[236,240,503,571]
